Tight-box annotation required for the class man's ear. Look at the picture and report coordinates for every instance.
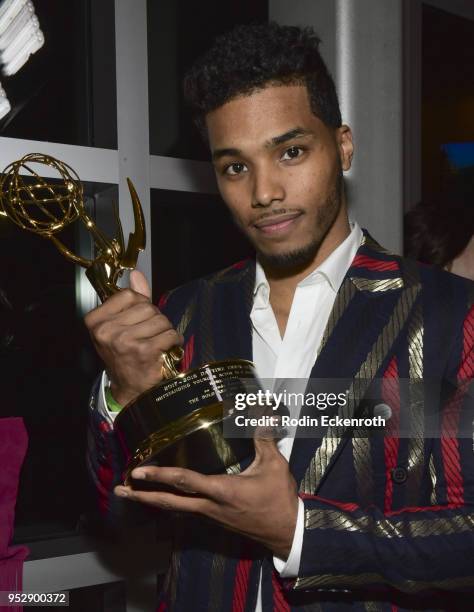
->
[337,125,354,172]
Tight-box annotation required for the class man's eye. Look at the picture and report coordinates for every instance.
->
[224,162,247,176]
[281,146,303,161]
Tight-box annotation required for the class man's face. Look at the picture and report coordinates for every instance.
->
[206,84,354,271]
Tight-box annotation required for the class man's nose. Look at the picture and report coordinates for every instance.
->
[251,166,285,208]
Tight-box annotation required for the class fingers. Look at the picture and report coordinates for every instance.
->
[114,485,210,514]
[129,466,229,502]
[83,274,183,405]
[85,288,150,328]
[132,321,182,344]
[130,270,152,299]
[86,297,182,347]
[101,301,162,328]
[106,303,172,336]
[107,331,184,366]
[113,465,231,515]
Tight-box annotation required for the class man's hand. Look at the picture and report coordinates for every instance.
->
[114,435,299,559]
[84,270,184,406]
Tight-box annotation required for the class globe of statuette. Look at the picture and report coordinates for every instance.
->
[0,153,83,236]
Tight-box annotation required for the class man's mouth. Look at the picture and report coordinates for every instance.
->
[253,212,303,235]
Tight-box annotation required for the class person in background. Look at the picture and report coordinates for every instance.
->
[404,189,474,280]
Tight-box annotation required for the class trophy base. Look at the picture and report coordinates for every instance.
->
[123,401,254,484]
[113,359,260,484]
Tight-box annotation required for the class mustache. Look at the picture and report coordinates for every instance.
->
[251,208,302,224]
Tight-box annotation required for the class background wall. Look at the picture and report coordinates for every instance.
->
[270,0,403,253]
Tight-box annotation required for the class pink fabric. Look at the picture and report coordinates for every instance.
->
[0,418,29,612]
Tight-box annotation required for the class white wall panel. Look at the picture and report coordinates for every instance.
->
[269,0,404,253]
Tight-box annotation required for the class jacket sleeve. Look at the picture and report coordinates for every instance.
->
[291,303,474,595]
[85,287,197,528]
[294,487,474,594]
[86,375,156,528]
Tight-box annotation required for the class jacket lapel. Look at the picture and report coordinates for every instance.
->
[290,232,421,493]
[197,239,421,494]
[195,259,255,365]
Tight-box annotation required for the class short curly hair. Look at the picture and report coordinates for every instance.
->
[183,22,342,138]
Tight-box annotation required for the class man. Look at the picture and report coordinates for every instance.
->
[85,23,474,611]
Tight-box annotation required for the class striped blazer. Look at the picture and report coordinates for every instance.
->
[87,231,474,611]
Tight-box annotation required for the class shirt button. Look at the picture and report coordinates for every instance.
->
[373,403,392,421]
[391,466,407,484]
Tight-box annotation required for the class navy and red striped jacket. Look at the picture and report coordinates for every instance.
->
[87,231,474,611]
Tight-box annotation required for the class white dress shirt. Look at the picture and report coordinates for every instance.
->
[98,221,363,610]
[253,221,362,611]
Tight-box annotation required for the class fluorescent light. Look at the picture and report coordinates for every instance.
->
[0,0,30,37]
[0,2,35,50]
[0,0,44,77]
[0,100,11,120]
[1,28,42,75]
[1,18,41,65]
[0,80,11,119]
[0,15,39,63]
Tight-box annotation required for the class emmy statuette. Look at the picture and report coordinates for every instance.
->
[0,154,258,482]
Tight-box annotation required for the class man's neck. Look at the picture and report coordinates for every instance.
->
[264,212,351,338]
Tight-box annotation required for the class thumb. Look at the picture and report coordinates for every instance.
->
[130,270,152,299]
[253,430,281,462]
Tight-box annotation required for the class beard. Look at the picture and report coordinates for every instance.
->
[254,170,344,274]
